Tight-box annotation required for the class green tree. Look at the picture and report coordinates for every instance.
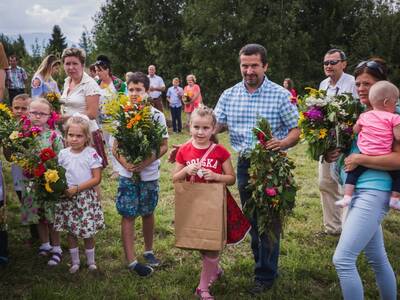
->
[79,27,96,64]
[46,25,68,56]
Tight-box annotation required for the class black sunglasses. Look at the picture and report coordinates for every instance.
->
[355,60,384,76]
[323,60,343,66]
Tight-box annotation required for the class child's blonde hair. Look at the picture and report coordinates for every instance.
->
[64,115,92,147]
[190,105,217,126]
[369,80,399,107]
[29,98,53,113]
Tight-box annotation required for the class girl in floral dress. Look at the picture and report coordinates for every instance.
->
[54,114,104,273]
[20,98,64,265]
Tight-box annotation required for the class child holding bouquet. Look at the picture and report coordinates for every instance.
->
[19,98,64,265]
[336,81,400,210]
[173,106,250,300]
[112,72,168,277]
[54,114,104,273]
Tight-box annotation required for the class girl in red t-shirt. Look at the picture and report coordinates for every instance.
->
[173,106,250,300]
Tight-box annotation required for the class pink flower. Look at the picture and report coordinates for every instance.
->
[265,187,277,197]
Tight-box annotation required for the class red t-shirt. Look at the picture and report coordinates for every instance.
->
[176,142,231,183]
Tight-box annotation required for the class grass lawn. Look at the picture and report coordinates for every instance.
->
[1,128,399,299]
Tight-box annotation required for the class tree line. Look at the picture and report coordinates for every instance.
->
[2,0,400,105]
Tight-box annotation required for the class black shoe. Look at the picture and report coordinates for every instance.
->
[129,262,153,277]
[248,280,273,295]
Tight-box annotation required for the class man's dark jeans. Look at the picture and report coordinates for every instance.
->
[237,156,280,284]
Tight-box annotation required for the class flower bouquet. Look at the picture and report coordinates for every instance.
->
[244,117,297,240]
[0,103,19,146]
[45,92,62,113]
[182,91,193,105]
[9,117,67,201]
[103,93,166,181]
[298,88,362,161]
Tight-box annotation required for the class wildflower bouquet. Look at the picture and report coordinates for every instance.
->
[244,118,297,240]
[103,93,166,180]
[298,88,362,161]
[0,103,19,145]
[182,91,193,105]
[45,92,62,112]
[9,116,67,201]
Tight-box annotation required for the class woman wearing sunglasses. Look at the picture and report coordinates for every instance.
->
[329,58,398,300]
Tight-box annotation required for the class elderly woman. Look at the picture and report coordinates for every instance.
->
[31,54,61,98]
[331,58,397,300]
[60,47,107,168]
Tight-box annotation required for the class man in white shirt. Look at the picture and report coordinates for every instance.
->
[318,48,357,235]
[147,65,165,112]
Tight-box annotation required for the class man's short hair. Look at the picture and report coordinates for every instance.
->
[239,44,267,66]
[325,48,347,60]
[127,72,150,91]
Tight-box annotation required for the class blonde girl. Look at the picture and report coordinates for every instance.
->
[54,114,104,273]
[31,55,61,97]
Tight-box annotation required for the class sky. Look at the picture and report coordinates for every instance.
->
[0,0,106,43]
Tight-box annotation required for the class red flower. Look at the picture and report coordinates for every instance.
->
[257,132,265,143]
[40,148,56,162]
[34,163,46,177]
[265,187,277,197]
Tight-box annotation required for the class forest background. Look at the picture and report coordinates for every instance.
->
[1,0,400,105]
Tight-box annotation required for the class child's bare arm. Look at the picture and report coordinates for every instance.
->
[173,162,200,182]
[202,158,236,185]
[131,138,169,173]
[353,122,361,134]
[393,124,400,141]
[112,139,135,171]
[65,168,101,198]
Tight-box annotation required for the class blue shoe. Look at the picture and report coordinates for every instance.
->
[143,252,160,267]
[129,262,153,277]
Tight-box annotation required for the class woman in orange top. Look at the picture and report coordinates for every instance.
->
[183,74,202,128]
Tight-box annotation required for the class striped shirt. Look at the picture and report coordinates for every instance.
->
[214,76,299,154]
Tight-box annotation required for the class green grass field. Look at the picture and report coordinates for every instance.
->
[1,129,399,300]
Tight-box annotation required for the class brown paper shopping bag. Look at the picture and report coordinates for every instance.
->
[174,181,226,251]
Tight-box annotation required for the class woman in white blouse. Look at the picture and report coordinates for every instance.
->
[60,48,107,168]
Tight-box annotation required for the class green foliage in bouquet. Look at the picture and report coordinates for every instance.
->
[244,117,297,240]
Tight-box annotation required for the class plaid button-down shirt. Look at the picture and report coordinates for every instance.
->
[214,76,299,154]
[6,66,28,89]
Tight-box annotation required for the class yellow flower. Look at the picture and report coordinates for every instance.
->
[298,112,305,125]
[44,169,59,183]
[299,130,305,140]
[318,128,328,139]
[44,182,54,193]
[9,131,19,140]
[0,103,13,118]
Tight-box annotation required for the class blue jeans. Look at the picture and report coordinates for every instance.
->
[170,106,182,132]
[333,189,397,300]
[237,157,280,283]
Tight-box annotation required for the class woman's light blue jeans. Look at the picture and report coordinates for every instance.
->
[333,189,397,300]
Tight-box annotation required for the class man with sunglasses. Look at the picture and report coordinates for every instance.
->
[318,48,358,236]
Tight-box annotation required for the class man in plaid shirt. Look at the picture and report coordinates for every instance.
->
[6,55,28,104]
[214,43,299,295]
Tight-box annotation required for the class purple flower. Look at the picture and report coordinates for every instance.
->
[304,107,324,121]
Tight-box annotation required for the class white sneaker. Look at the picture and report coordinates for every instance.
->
[69,264,80,274]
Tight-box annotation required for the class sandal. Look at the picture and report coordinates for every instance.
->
[47,252,62,266]
[209,267,224,286]
[195,288,214,300]
[38,247,51,257]
[69,264,80,274]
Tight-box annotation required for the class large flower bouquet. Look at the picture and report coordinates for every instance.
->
[9,116,67,201]
[244,118,297,240]
[103,93,166,180]
[298,88,362,161]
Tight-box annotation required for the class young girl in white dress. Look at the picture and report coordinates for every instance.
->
[54,113,104,273]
